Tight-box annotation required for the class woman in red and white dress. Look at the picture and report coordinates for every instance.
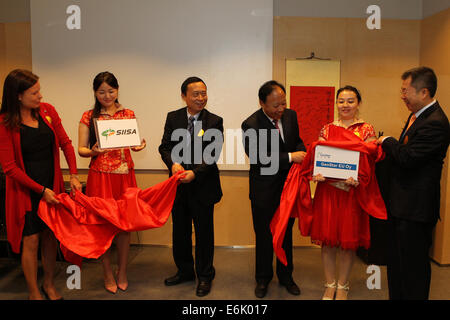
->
[312,86,377,300]
[78,72,145,294]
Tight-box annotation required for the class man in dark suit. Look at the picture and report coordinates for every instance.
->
[241,80,306,298]
[377,67,450,299]
[159,77,223,297]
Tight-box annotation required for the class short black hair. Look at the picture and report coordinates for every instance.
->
[181,76,206,95]
[336,86,362,103]
[258,80,286,103]
[402,66,437,98]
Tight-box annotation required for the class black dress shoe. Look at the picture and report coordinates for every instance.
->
[164,273,195,286]
[280,280,301,296]
[196,280,211,297]
[255,282,268,298]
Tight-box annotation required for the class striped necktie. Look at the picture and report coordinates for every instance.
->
[273,119,280,133]
[273,119,285,142]
[187,115,195,136]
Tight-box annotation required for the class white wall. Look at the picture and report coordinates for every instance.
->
[31,0,273,170]
[423,0,450,18]
[0,0,29,22]
[274,0,423,19]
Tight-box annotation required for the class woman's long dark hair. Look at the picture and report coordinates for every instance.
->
[91,71,119,119]
[89,71,119,147]
[1,69,40,129]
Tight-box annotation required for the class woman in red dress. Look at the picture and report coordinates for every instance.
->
[312,86,377,300]
[0,69,81,299]
[78,71,146,294]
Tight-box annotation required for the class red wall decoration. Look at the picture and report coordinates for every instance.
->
[289,86,335,148]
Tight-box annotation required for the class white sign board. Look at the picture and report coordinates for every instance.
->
[313,145,360,180]
[94,118,141,149]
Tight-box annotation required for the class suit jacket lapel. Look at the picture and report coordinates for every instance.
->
[176,107,189,130]
[257,109,273,129]
[399,113,414,143]
[197,109,207,136]
[280,112,289,147]
[400,102,439,143]
[257,109,285,147]
[416,102,438,122]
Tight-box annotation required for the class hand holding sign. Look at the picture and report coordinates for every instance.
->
[344,176,359,187]
[91,142,108,156]
[131,139,146,152]
[312,173,326,182]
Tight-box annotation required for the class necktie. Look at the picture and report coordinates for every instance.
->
[405,114,416,132]
[273,119,280,133]
[273,119,284,142]
[187,115,195,137]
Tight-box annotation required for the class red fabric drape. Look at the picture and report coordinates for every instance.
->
[271,126,387,266]
[38,173,182,266]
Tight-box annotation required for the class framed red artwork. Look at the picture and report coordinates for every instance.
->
[289,86,335,148]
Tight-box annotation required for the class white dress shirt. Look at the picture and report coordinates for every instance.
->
[261,109,293,163]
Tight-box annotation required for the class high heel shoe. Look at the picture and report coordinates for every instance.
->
[336,282,350,300]
[115,270,128,292]
[104,275,118,294]
[41,285,64,300]
[104,282,118,294]
[322,281,336,300]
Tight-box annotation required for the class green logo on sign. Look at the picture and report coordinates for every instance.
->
[102,129,115,140]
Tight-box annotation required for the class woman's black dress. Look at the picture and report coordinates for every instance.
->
[20,115,55,236]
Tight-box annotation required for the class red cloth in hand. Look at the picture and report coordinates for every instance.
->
[38,173,182,266]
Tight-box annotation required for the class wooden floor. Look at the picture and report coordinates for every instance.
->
[0,245,449,301]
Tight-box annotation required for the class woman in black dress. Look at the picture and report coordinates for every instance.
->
[0,69,81,300]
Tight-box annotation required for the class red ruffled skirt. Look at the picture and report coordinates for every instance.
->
[310,182,370,250]
[86,169,137,199]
